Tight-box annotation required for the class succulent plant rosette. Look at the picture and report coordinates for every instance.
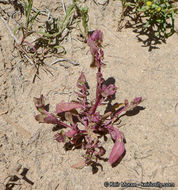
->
[34,30,143,169]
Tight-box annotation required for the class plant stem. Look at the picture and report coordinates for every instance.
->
[90,65,102,115]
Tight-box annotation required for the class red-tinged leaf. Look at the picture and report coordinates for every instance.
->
[101,111,112,120]
[35,113,58,124]
[109,140,125,165]
[75,91,85,98]
[56,101,83,114]
[33,95,45,108]
[77,72,87,89]
[125,97,143,112]
[111,103,125,112]
[87,37,99,56]
[35,114,46,123]
[54,131,66,142]
[44,115,59,124]
[71,159,86,169]
[65,112,74,125]
[87,37,104,67]
[101,84,116,98]
[109,127,121,141]
[133,97,142,104]
[124,99,129,106]
[89,30,103,44]
[92,112,100,123]
[95,147,106,157]
[108,128,125,164]
[87,30,103,67]
[98,147,106,156]
[65,129,77,138]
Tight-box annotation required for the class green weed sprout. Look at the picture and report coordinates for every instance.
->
[76,6,89,39]
[119,0,178,39]
[14,0,40,45]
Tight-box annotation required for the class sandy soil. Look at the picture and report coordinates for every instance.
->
[0,0,178,190]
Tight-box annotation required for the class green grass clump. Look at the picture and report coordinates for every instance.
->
[119,0,178,39]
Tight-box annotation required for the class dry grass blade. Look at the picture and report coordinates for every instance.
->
[51,58,79,66]
[0,14,20,44]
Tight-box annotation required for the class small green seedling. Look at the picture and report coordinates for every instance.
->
[14,0,40,45]
[76,5,89,40]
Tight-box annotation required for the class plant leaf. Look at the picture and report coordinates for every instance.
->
[56,101,83,114]
[89,30,103,43]
[101,84,116,98]
[26,0,33,26]
[109,140,125,165]
[77,72,87,88]
[87,30,103,67]
[35,113,58,124]
[108,127,125,164]
[54,131,66,142]
[65,129,77,138]
[65,112,74,125]
[71,159,86,169]
[125,97,142,112]
[35,114,47,123]
[33,95,45,108]
[28,10,40,30]
[43,114,59,124]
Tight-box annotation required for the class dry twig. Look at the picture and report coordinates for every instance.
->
[51,58,79,66]
[0,14,20,44]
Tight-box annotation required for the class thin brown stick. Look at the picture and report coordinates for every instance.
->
[51,58,79,66]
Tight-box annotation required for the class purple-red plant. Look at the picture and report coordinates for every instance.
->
[34,30,142,168]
